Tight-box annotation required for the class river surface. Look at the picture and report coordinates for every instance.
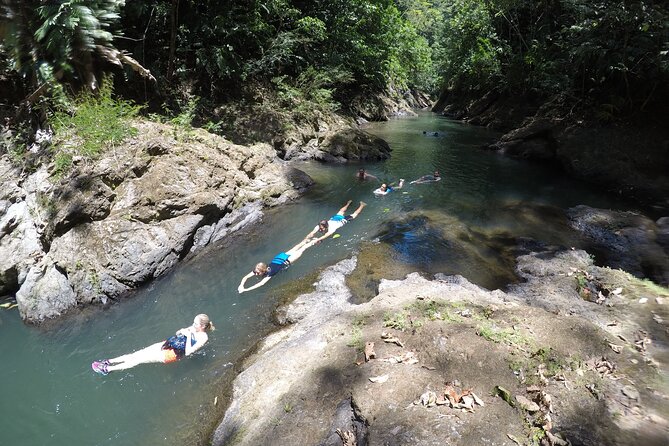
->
[0,113,639,445]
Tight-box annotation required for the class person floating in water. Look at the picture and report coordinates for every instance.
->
[238,239,315,293]
[356,168,378,181]
[300,200,366,245]
[373,179,405,196]
[91,314,214,375]
[410,171,441,184]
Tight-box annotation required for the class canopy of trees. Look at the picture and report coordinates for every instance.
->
[1,0,667,121]
[435,0,669,118]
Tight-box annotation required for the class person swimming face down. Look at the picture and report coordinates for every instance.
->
[253,262,268,276]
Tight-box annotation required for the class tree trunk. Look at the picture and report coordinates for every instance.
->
[167,0,180,83]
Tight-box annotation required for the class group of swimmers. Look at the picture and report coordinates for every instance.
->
[358,167,441,196]
[92,167,441,376]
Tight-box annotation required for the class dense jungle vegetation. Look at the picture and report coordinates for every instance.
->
[0,0,668,155]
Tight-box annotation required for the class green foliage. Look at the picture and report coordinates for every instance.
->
[434,0,504,92]
[50,79,141,174]
[476,320,532,348]
[383,310,410,331]
[531,347,565,377]
[1,0,127,90]
[53,152,73,177]
[347,326,364,351]
[433,0,669,116]
[272,66,353,119]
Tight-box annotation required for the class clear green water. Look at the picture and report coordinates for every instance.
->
[0,113,636,445]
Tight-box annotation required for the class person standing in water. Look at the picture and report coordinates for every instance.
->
[373,179,405,195]
[356,168,378,181]
[91,314,214,375]
[238,239,316,293]
[299,200,366,245]
[410,171,441,184]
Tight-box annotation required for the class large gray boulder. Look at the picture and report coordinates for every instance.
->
[4,121,312,322]
[16,262,77,321]
[0,201,43,295]
[567,205,669,285]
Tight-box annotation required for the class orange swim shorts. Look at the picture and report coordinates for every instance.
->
[162,349,178,363]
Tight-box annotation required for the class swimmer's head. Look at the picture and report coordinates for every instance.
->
[318,220,329,232]
[380,184,388,191]
[434,171,440,178]
[194,314,215,331]
[254,262,268,276]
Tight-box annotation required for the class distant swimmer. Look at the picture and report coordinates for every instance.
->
[410,171,441,185]
[91,314,214,375]
[300,200,366,245]
[373,179,405,196]
[356,168,378,181]
[238,240,315,293]
[422,131,440,136]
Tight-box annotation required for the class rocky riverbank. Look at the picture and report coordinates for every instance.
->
[212,245,669,446]
[0,119,390,322]
[433,92,669,211]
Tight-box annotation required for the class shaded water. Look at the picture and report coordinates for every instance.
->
[0,113,638,445]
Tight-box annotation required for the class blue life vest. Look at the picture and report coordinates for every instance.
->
[267,252,291,277]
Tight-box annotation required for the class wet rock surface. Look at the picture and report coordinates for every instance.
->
[213,245,669,446]
[568,205,669,286]
[1,121,310,322]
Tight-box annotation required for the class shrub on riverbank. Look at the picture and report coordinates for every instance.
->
[49,80,142,176]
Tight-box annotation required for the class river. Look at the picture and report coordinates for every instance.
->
[0,112,638,445]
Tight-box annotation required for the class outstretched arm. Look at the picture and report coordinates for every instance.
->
[184,332,208,356]
[238,271,253,292]
[302,226,319,241]
[312,230,336,244]
[239,275,271,293]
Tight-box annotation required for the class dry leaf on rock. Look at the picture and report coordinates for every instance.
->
[471,392,485,407]
[364,342,376,361]
[381,332,405,347]
[369,374,389,384]
[608,343,623,353]
[507,434,522,445]
[461,395,475,410]
[414,390,437,407]
[585,383,600,399]
[545,431,571,446]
